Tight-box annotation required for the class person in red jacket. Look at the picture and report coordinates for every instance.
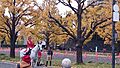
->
[27,36,34,49]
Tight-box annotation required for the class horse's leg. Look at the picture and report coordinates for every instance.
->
[20,59,21,62]
[20,58,22,62]
[38,57,41,66]
[37,57,41,66]
[35,56,38,67]
[31,59,32,67]
[31,59,34,68]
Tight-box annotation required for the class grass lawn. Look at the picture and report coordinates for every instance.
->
[0,53,20,62]
[0,53,120,68]
[51,59,120,68]
[72,63,120,68]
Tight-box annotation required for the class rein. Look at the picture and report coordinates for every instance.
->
[38,44,40,51]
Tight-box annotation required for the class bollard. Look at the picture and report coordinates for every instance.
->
[61,58,71,68]
[108,54,112,60]
[95,52,98,61]
[84,52,87,59]
[118,53,120,59]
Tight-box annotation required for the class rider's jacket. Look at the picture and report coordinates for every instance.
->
[27,39,34,49]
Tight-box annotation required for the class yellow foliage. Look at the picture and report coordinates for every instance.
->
[0,0,40,44]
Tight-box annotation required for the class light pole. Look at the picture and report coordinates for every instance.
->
[112,0,119,68]
[115,31,118,42]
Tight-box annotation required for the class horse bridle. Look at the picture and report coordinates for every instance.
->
[38,43,42,51]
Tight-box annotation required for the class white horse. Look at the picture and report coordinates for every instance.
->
[20,41,46,68]
[30,41,43,67]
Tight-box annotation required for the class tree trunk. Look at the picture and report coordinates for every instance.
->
[10,36,15,58]
[10,14,16,58]
[76,3,83,63]
[46,32,50,49]
[46,38,49,49]
[76,43,83,63]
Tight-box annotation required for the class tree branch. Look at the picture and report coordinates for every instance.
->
[75,0,79,4]
[48,12,76,39]
[67,26,76,36]
[16,1,25,13]
[81,0,86,9]
[94,17,111,28]
[15,28,21,41]
[99,22,112,28]
[83,17,111,42]
[53,32,67,36]
[33,0,43,11]
[16,6,30,20]
[16,13,31,26]
[83,1,97,11]
[0,30,7,34]
[0,26,10,34]
[4,19,12,32]
[82,26,88,37]
[58,0,77,14]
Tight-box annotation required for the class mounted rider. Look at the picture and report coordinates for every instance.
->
[27,36,34,49]
[17,36,34,68]
[22,36,35,63]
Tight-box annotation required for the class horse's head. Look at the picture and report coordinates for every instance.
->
[20,48,31,58]
[37,41,46,51]
[38,43,43,51]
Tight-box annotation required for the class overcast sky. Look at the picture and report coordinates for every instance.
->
[37,0,88,17]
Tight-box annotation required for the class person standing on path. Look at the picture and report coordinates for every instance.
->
[46,47,53,66]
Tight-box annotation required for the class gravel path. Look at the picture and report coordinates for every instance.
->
[0,62,48,68]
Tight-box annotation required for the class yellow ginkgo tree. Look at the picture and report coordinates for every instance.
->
[49,0,113,63]
[0,0,37,58]
[96,0,120,44]
[31,0,69,48]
